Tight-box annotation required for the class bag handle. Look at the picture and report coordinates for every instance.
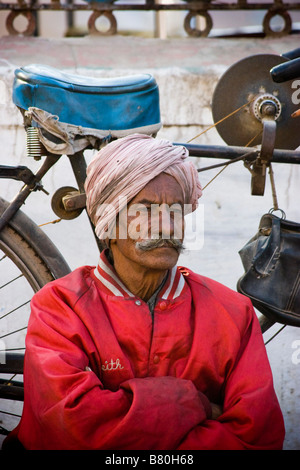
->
[252,214,281,277]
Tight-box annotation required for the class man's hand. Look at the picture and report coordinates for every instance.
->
[211,403,223,420]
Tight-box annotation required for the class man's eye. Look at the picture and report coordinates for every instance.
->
[139,205,151,214]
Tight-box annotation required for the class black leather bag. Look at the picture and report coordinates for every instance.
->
[237,211,300,327]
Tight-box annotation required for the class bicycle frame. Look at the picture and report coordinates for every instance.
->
[1,141,300,240]
[0,151,104,250]
[1,142,300,230]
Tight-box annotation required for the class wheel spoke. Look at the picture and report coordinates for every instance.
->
[0,409,22,418]
[0,300,30,321]
[0,274,23,290]
[0,326,28,340]
[0,347,25,352]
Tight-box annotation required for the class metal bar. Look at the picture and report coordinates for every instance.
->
[0,383,24,401]
[0,165,36,185]
[68,152,103,253]
[0,353,24,374]
[181,143,300,164]
[282,47,300,60]
[67,152,87,193]
[0,154,59,233]
[271,57,300,83]
[1,2,300,11]
[259,314,275,334]
[197,149,258,172]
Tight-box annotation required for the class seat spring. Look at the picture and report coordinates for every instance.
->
[26,127,42,160]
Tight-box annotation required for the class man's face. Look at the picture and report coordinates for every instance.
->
[110,173,185,272]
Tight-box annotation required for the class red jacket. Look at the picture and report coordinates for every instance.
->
[13,252,284,450]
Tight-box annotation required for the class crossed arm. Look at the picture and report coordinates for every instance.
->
[17,288,284,450]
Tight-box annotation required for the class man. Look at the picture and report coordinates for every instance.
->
[7,134,284,449]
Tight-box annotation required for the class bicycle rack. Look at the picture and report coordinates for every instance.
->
[1,0,300,37]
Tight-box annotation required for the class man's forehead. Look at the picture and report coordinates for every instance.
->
[130,173,184,204]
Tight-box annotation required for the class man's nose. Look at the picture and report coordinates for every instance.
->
[160,207,174,237]
[150,204,183,239]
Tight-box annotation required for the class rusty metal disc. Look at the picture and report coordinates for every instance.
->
[184,11,213,37]
[263,9,292,37]
[6,10,36,36]
[88,11,117,36]
[51,186,84,220]
[212,54,300,150]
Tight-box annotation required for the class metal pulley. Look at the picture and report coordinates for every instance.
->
[51,186,86,220]
[212,54,300,195]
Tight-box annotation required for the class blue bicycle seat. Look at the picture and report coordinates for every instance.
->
[13,64,161,134]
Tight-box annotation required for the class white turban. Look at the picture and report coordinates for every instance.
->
[85,133,202,239]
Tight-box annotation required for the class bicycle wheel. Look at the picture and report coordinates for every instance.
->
[0,197,71,440]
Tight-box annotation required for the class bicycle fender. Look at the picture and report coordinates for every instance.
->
[0,197,71,280]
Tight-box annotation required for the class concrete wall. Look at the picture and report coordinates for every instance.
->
[0,34,299,449]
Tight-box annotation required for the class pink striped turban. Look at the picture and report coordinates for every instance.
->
[85,133,202,240]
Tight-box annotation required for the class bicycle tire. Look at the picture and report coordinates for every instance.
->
[1,224,56,290]
[0,197,71,437]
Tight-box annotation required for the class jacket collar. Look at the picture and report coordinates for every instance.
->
[93,249,186,300]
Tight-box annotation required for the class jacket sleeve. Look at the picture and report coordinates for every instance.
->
[18,286,210,450]
[176,303,285,450]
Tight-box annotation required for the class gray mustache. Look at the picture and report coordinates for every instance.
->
[136,238,184,253]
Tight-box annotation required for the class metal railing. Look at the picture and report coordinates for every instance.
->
[1,0,300,37]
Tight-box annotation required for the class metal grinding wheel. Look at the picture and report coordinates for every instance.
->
[212,54,300,150]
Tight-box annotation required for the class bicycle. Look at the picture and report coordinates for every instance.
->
[0,47,300,439]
